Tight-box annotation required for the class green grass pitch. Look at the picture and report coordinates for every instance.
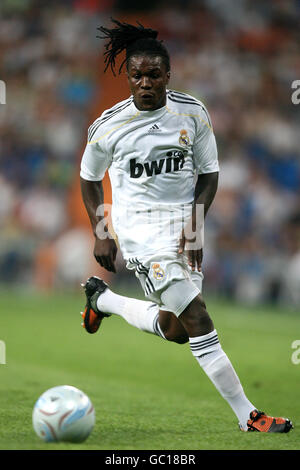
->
[0,286,299,450]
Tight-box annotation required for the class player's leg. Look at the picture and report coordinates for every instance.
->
[177,293,292,432]
[178,293,255,430]
[80,276,187,343]
[158,280,255,429]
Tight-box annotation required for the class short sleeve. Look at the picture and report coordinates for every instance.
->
[80,138,111,181]
[193,113,219,175]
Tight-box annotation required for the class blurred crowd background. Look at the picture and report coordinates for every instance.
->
[0,0,299,308]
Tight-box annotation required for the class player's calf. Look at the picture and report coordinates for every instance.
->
[164,331,189,344]
[158,310,189,344]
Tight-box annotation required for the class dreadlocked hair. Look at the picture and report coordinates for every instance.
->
[97,18,170,76]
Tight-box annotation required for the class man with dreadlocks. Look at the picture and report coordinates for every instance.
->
[79,19,292,433]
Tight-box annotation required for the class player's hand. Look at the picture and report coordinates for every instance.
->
[178,229,203,272]
[94,237,117,273]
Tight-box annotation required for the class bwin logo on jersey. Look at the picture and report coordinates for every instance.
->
[130,151,185,178]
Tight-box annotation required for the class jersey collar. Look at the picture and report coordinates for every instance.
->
[131,97,167,118]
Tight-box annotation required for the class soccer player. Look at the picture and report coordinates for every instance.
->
[79,19,292,433]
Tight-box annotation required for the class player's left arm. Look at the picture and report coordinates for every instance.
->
[178,104,219,270]
[178,171,219,271]
[194,171,219,218]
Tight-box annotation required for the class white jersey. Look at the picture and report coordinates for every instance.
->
[80,89,219,259]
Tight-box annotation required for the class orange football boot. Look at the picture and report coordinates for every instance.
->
[243,409,293,433]
[80,276,110,334]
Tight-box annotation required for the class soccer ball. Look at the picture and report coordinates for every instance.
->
[32,385,95,443]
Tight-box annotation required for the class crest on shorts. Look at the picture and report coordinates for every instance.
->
[152,263,165,280]
[179,129,190,147]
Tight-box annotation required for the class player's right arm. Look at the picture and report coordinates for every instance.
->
[80,178,117,272]
[80,124,117,273]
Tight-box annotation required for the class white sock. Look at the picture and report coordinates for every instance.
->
[190,330,255,430]
[97,289,166,338]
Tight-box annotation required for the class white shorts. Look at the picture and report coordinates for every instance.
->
[126,254,203,317]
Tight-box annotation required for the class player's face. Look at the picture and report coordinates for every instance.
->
[127,55,170,111]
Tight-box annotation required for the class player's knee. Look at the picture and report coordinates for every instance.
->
[197,296,207,312]
[179,295,213,335]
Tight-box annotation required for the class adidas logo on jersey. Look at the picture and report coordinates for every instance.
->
[148,123,161,133]
[130,151,185,178]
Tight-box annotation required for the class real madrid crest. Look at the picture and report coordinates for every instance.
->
[152,263,165,280]
[179,129,190,147]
